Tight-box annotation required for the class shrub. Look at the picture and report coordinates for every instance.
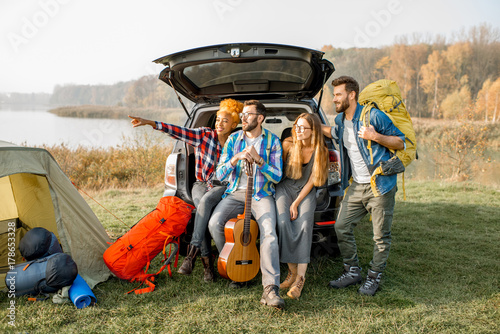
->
[40,133,171,190]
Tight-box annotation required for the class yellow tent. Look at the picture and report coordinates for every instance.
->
[0,141,110,288]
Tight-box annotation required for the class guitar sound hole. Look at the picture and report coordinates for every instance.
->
[241,232,250,246]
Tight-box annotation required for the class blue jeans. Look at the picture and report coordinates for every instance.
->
[190,181,226,257]
[208,190,280,287]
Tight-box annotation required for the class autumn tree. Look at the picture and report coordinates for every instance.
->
[124,76,156,107]
[385,44,415,100]
[490,78,500,122]
[441,84,472,119]
[324,47,388,89]
[454,24,500,99]
[443,42,472,87]
[476,77,500,122]
[420,50,443,118]
[420,50,456,118]
[387,37,431,117]
[408,43,431,117]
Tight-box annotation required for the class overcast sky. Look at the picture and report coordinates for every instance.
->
[1,0,499,94]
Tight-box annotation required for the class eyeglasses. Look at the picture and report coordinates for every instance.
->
[294,124,312,133]
[239,112,260,120]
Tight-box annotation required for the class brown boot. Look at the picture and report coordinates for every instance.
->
[287,276,305,300]
[279,265,297,289]
[178,245,199,275]
[201,256,216,282]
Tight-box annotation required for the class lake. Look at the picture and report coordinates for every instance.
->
[0,108,170,148]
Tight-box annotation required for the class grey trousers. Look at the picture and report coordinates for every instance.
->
[208,190,280,287]
[335,182,397,273]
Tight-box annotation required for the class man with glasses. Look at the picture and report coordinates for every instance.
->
[208,99,285,309]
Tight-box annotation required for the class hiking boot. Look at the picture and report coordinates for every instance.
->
[287,276,305,300]
[358,270,382,296]
[260,285,285,309]
[328,264,362,288]
[279,270,297,289]
[201,256,216,282]
[177,245,199,275]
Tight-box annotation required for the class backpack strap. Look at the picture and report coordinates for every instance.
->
[160,236,180,277]
[360,105,374,165]
[362,103,409,200]
[27,293,50,302]
[127,277,156,295]
[126,236,180,295]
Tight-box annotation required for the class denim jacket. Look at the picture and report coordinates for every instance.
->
[331,103,405,196]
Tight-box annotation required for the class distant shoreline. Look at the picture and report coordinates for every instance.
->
[48,105,186,121]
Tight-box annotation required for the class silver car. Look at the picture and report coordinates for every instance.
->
[154,43,342,257]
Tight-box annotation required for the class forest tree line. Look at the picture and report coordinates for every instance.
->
[43,24,500,122]
[320,24,500,122]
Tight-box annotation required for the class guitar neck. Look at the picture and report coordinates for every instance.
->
[243,162,254,231]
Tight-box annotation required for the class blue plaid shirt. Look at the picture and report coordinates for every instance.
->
[216,128,283,200]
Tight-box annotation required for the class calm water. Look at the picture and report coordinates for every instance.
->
[0,108,169,148]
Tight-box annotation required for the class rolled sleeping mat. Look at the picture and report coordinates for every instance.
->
[19,227,63,261]
[5,253,78,297]
[69,274,96,309]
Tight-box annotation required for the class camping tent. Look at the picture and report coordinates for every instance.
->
[0,141,111,289]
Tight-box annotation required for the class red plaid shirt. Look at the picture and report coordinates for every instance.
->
[156,122,221,188]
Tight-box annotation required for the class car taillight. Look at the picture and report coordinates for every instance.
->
[328,150,341,186]
[164,154,178,190]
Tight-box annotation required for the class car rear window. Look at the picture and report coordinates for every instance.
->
[191,104,314,142]
[183,59,312,88]
[262,107,309,141]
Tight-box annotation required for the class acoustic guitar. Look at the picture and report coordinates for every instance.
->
[217,160,260,282]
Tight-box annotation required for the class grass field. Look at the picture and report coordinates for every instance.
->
[1,180,498,333]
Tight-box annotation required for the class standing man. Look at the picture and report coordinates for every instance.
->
[322,76,405,296]
[208,100,285,309]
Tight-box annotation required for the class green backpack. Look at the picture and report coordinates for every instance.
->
[358,79,417,198]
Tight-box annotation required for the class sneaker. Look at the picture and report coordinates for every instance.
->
[358,270,382,296]
[260,285,285,309]
[328,264,362,288]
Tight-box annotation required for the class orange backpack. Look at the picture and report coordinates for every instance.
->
[103,196,194,294]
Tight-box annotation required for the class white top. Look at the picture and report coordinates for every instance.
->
[343,120,371,184]
[237,134,262,190]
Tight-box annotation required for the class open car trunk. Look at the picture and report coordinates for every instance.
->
[154,43,334,104]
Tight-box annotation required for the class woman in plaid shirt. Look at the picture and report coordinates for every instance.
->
[129,98,242,282]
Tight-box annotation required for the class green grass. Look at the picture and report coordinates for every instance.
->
[1,180,498,333]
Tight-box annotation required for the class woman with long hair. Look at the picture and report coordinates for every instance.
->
[276,113,329,299]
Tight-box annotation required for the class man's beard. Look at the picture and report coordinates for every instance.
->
[243,117,258,132]
[335,97,350,114]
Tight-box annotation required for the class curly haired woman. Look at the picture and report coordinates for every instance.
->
[276,113,329,299]
[129,98,242,282]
